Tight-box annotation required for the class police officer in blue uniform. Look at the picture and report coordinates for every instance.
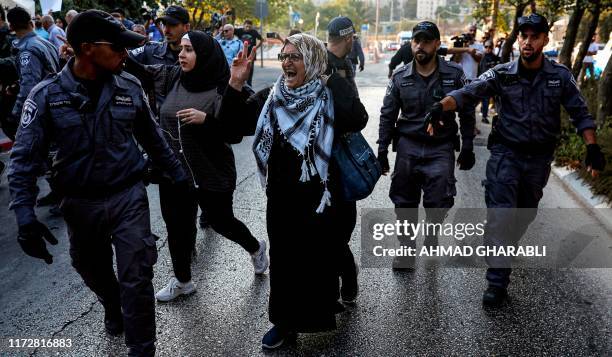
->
[432,14,605,307]
[7,10,187,355]
[378,22,476,269]
[128,5,190,115]
[326,17,359,96]
[129,5,189,67]
[6,7,60,140]
[325,16,370,304]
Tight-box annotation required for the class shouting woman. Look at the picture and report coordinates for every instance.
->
[220,33,368,349]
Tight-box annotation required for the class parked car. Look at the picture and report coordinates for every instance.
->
[386,42,400,52]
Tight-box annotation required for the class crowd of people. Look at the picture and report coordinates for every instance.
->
[0,6,366,356]
[0,5,607,357]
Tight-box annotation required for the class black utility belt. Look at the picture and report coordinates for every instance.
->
[60,174,143,199]
[398,131,457,143]
[488,131,556,155]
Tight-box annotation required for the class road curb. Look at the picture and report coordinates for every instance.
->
[551,165,612,231]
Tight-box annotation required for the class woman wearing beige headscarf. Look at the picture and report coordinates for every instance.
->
[220,33,368,349]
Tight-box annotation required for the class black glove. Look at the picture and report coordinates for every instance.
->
[378,150,390,175]
[17,220,58,264]
[359,63,364,72]
[585,144,606,172]
[143,162,172,185]
[424,102,445,133]
[457,149,476,170]
[430,102,444,122]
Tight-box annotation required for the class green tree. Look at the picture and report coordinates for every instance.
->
[56,0,144,21]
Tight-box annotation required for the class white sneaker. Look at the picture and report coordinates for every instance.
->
[251,239,269,275]
[155,277,196,302]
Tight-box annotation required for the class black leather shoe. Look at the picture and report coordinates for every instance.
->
[482,286,508,307]
[104,308,124,336]
[261,326,297,350]
[340,260,359,304]
[392,255,415,270]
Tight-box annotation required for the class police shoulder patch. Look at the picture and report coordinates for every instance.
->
[385,81,394,96]
[479,69,496,81]
[130,46,145,56]
[21,99,38,128]
[19,51,32,66]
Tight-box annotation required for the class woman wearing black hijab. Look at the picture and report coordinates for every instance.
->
[133,31,268,302]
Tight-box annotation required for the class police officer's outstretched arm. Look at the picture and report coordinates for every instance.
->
[7,89,58,264]
[560,71,605,176]
[377,77,401,174]
[133,90,187,183]
[430,69,500,135]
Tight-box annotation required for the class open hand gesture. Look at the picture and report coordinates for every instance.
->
[229,41,256,90]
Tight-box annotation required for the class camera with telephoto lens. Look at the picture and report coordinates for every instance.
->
[451,33,473,48]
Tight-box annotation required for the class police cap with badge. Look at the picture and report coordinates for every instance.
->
[156,6,190,26]
[327,16,355,37]
[517,13,550,34]
[66,9,146,51]
[412,21,441,41]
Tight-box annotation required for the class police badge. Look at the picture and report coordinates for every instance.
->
[19,51,31,67]
[21,99,38,128]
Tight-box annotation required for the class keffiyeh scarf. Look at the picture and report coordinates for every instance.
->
[253,75,335,213]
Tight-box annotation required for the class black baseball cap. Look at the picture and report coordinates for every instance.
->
[67,10,146,49]
[412,21,440,40]
[110,8,125,17]
[518,13,550,34]
[328,16,355,37]
[157,6,190,25]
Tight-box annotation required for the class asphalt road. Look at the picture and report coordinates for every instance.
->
[0,58,610,356]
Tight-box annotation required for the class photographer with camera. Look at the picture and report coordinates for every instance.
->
[451,24,483,82]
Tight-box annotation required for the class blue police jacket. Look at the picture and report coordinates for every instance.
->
[8,58,186,226]
[11,31,60,122]
[129,41,178,66]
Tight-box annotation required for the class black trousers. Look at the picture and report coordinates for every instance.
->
[159,184,259,283]
[484,144,553,288]
[61,182,157,355]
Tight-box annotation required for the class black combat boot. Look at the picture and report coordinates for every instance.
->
[482,286,508,307]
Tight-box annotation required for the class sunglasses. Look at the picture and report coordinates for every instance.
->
[278,53,303,62]
[222,29,231,33]
[484,46,492,49]
[92,41,126,53]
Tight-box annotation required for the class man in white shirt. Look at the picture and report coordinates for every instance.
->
[582,36,598,79]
